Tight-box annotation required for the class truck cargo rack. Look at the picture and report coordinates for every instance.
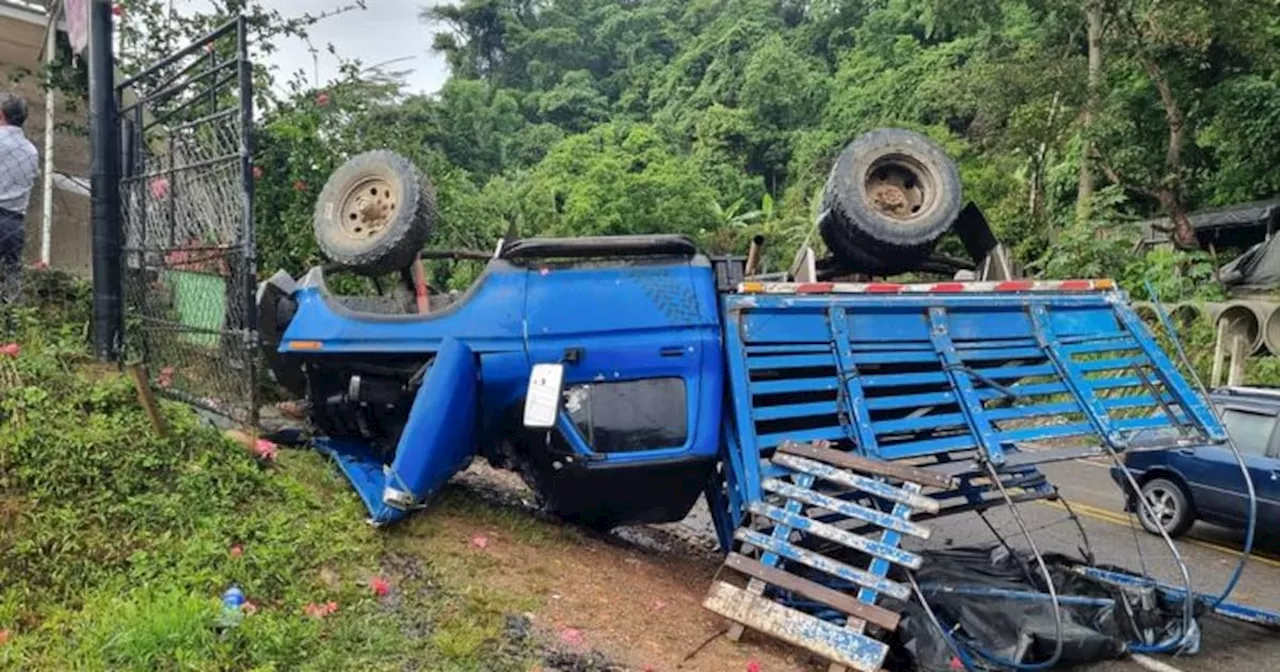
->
[706,279,1230,670]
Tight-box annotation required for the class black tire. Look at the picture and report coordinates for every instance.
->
[819,208,913,276]
[821,128,962,272]
[313,151,436,276]
[1137,477,1195,538]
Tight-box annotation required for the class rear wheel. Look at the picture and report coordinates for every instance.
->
[821,128,962,273]
[1137,477,1195,538]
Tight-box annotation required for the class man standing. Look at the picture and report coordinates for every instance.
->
[0,92,39,303]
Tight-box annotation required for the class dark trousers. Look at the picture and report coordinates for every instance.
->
[0,208,23,304]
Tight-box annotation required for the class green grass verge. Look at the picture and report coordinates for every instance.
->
[0,273,536,671]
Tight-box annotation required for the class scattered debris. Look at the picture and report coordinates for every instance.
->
[303,601,338,619]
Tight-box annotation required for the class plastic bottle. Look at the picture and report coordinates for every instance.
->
[218,585,245,630]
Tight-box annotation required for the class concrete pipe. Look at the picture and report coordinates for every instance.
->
[1217,301,1269,355]
[1206,302,1227,324]
[1261,303,1280,357]
[1169,303,1206,331]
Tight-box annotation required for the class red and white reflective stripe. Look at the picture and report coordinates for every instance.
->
[738,279,1116,294]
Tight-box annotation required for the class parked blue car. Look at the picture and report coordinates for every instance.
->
[1113,387,1280,538]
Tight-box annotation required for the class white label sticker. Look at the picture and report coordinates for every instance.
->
[523,363,565,428]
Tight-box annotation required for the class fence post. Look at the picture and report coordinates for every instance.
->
[89,0,122,361]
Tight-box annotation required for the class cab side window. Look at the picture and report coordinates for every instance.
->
[564,378,688,453]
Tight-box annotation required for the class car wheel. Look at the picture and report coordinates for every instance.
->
[1137,478,1195,538]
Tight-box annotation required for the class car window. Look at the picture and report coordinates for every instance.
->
[1219,408,1276,457]
[564,378,688,453]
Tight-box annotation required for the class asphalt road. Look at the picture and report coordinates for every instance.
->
[914,458,1280,671]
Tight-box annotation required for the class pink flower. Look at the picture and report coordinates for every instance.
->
[303,601,338,619]
[369,576,390,597]
[316,91,330,107]
[253,438,278,461]
[471,534,489,549]
[229,544,244,558]
[156,365,174,388]
[558,627,585,647]
[292,180,308,192]
[111,4,122,16]
[746,661,762,672]
[252,166,263,180]
[0,343,20,358]
[149,177,170,199]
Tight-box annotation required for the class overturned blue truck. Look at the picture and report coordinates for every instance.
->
[255,129,1274,671]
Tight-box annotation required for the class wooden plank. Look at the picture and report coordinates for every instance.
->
[778,441,955,489]
[748,501,923,570]
[724,553,901,631]
[734,528,911,600]
[761,479,931,540]
[703,581,888,672]
[773,453,941,513]
[127,363,167,436]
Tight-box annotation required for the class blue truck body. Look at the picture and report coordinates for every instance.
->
[264,234,1252,671]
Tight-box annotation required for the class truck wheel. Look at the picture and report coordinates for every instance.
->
[313,151,436,276]
[1137,478,1195,538]
[821,128,961,271]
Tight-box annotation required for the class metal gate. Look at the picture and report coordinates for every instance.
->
[117,17,257,423]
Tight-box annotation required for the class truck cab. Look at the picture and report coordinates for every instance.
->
[260,234,725,527]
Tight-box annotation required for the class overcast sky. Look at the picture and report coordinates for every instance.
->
[261,0,451,95]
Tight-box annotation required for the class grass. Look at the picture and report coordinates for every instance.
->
[0,272,549,671]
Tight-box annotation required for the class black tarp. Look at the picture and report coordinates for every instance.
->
[880,546,1199,671]
[1219,234,1280,291]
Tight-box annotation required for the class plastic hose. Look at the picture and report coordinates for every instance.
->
[1146,281,1257,612]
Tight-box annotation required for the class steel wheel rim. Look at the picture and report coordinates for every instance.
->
[1141,486,1179,529]
[338,176,399,241]
[863,154,938,224]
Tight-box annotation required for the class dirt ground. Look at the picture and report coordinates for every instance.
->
[392,464,825,672]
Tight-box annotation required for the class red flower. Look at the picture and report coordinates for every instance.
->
[0,343,20,358]
[252,166,263,180]
[315,91,330,107]
[369,576,390,597]
[292,180,307,192]
[746,661,762,672]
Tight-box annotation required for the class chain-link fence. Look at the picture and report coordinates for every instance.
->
[118,17,257,423]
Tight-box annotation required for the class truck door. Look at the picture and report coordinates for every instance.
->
[517,247,723,527]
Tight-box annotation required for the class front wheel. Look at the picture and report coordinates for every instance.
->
[1137,478,1195,538]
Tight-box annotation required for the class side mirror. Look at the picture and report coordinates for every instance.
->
[523,363,565,428]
